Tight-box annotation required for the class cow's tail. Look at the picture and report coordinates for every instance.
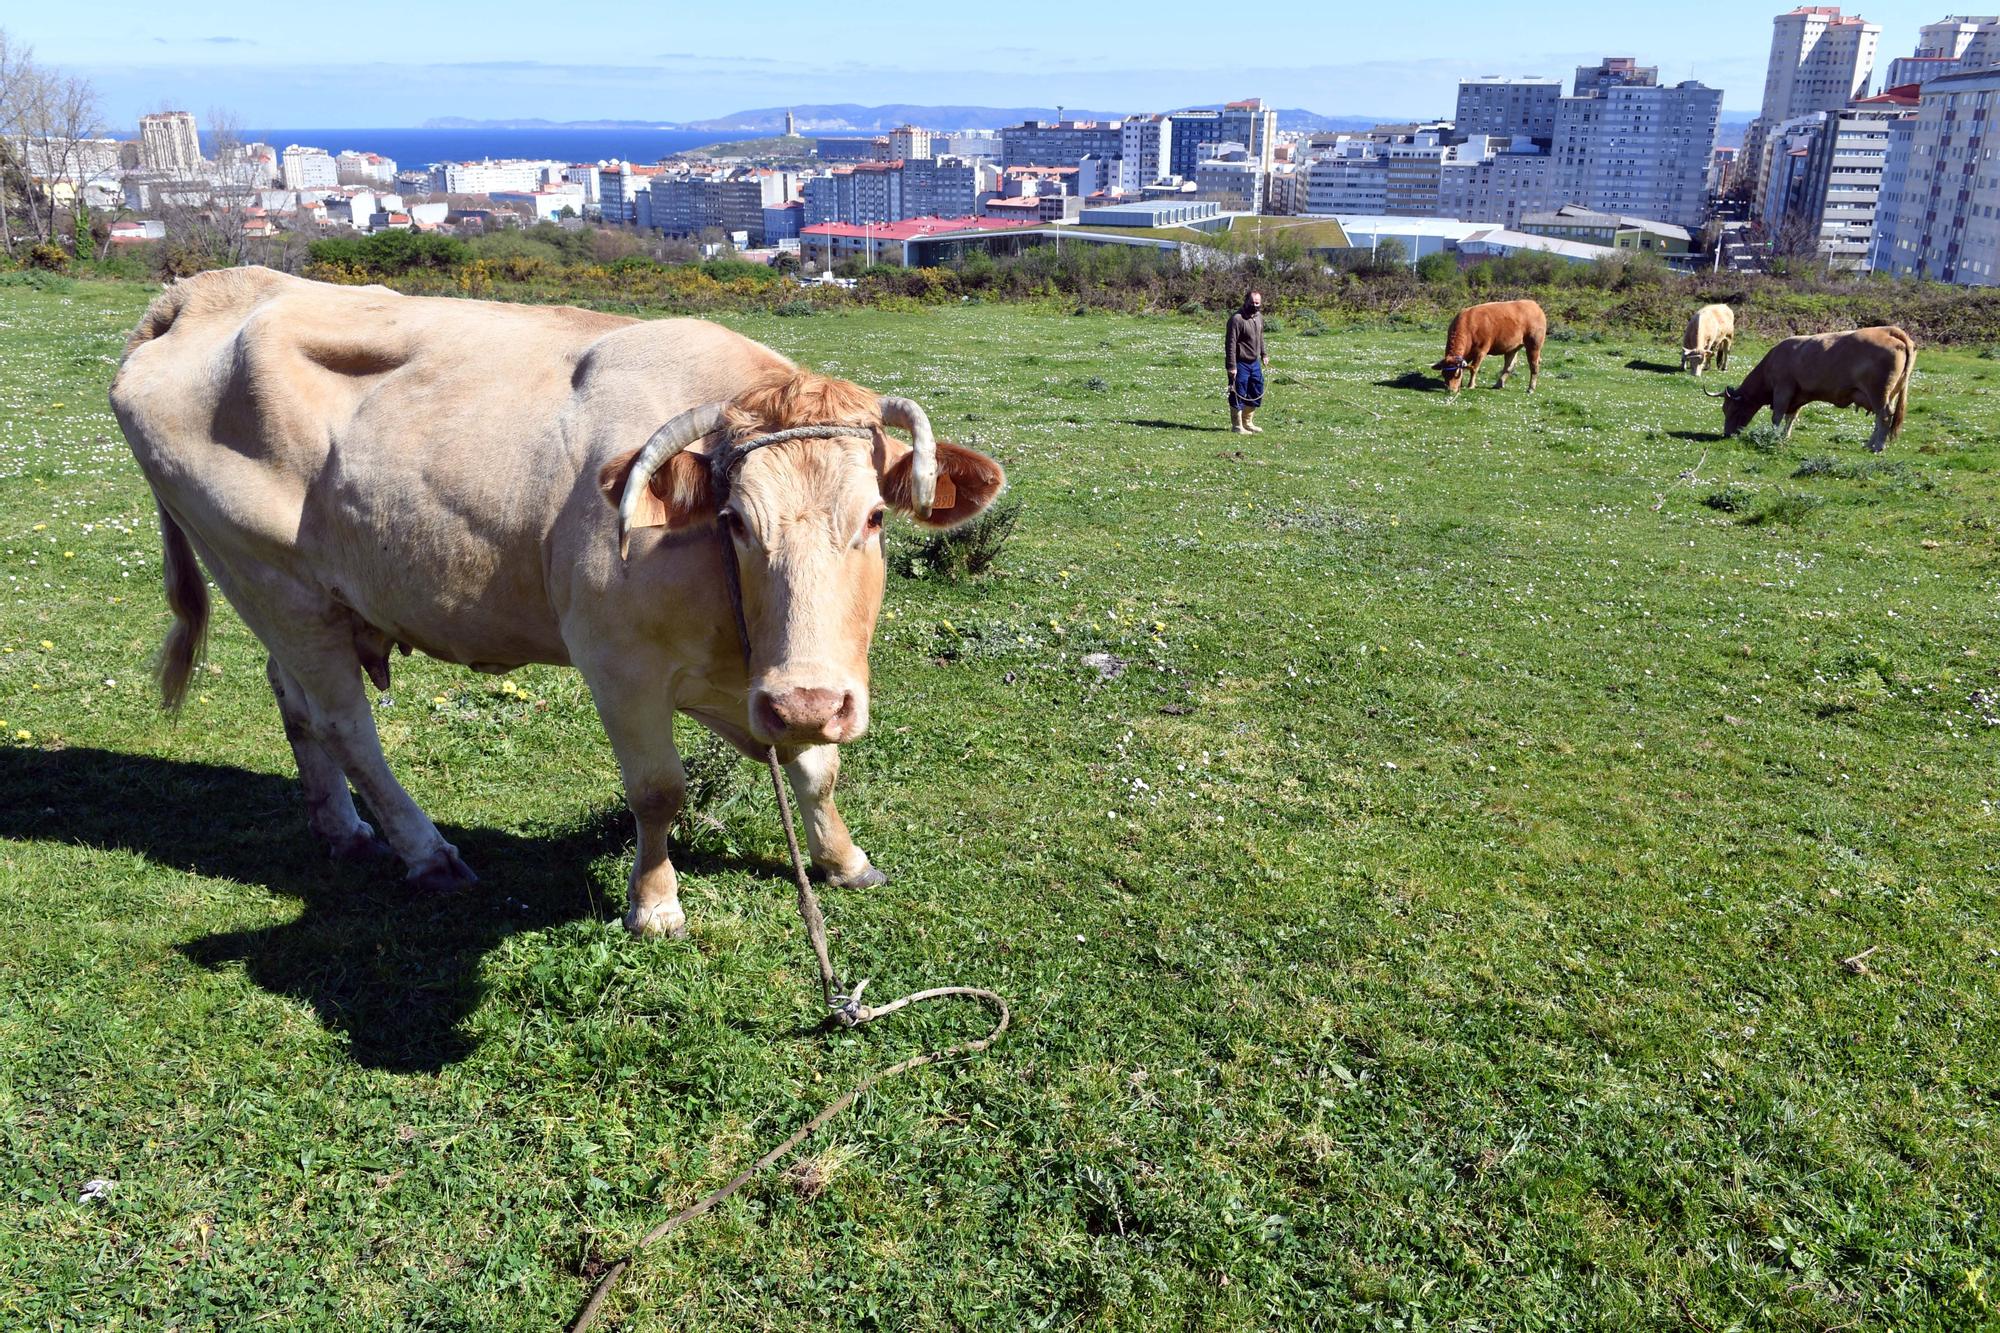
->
[1890,331,1916,440]
[155,501,209,711]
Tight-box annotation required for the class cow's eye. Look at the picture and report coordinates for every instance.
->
[719,509,745,539]
[866,508,885,530]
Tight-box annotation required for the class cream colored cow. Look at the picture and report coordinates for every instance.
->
[1681,303,1736,376]
[111,267,1003,936]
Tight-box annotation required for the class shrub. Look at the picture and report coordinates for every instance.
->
[893,496,1022,582]
[774,299,816,317]
[1415,251,1459,285]
[1737,422,1786,455]
[1702,486,1753,513]
[25,243,70,273]
[1743,491,1824,527]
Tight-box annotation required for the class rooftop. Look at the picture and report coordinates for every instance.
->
[800,215,1037,241]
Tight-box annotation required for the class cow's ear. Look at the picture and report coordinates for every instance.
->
[598,449,715,531]
[881,439,1006,529]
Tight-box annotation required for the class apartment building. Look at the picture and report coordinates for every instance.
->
[1455,77,1563,140]
[888,126,933,161]
[650,172,796,243]
[1803,94,1914,268]
[1438,143,1560,227]
[139,111,202,177]
[281,145,339,191]
[335,150,398,184]
[1885,15,2000,88]
[1000,120,1124,168]
[1118,114,1173,192]
[1550,58,1721,229]
[802,158,978,226]
[1166,100,1277,178]
[1871,66,2000,282]
[1748,7,1882,211]
[432,158,568,196]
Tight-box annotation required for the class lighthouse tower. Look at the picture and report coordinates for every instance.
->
[785,108,797,137]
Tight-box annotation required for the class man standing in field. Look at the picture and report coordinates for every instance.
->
[1226,289,1266,435]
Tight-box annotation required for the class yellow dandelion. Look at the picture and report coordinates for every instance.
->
[31,523,46,531]
[1152,621,1166,633]
[13,730,29,742]
[198,695,211,704]
[63,551,74,559]
[940,619,955,632]
[39,640,53,650]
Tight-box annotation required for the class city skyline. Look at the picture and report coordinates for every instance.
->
[11,0,1969,126]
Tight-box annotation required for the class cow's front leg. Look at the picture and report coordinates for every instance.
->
[1465,355,1484,391]
[1496,349,1518,388]
[784,744,884,888]
[266,656,385,863]
[622,763,689,938]
[583,666,691,936]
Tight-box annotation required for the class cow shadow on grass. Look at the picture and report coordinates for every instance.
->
[0,746,771,1073]
[1375,371,1446,393]
[1625,358,1684,375]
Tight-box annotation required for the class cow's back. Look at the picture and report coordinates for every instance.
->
[108,268,780,669]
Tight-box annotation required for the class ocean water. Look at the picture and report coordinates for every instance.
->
[183,127,732,168]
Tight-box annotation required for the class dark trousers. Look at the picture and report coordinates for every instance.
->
[1229,360,1265,410]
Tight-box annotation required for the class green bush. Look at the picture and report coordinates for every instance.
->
[1415,251,1459,285]
[893,495,1022,582]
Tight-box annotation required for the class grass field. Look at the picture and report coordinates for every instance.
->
[3,278,1998,1330]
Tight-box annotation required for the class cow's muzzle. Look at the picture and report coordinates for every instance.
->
[752,685,867,745]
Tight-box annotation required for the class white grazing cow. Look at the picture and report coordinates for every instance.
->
[111,267,1005,936]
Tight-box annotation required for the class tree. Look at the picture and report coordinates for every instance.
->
[13,61,102,249]
[157,108,259,273]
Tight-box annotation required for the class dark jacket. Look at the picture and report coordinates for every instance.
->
[1225,309,1265,371]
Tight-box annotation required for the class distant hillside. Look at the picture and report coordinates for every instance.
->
[426,105,1376,136]
[673,105,1126,134]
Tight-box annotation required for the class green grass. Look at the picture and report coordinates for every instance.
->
[4,280,2000,1330]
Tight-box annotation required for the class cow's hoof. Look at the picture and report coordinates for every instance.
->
[624,902,688,939]
[823,862,887,890]
[325,822,393,864]
[407,844,478,893]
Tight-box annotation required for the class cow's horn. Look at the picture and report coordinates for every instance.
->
[619,401,731,560]
[1703,388,1728,398]
[878,396,936,518]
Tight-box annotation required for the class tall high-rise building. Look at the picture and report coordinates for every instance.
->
[1455,77,1562,140]
[1871,66,2000,283]
[888,126,933,161]
[1117,115,1172,192]
[1761,7,1881,120]
[1885,15,2000,88]
[138,111,203,178]
[1748,7,1881,211]
[1551,59,1722,228]
[1166,101,1277,179]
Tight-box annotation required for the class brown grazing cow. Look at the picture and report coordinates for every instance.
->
[1710,326,1916,452]
[1434,299,1547,394]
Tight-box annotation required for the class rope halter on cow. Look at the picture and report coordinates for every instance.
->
[571,393,1009,1333]
[615,395,940,560]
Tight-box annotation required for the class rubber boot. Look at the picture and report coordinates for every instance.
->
[1243,409,1263,435]
[1231,408,1249,435]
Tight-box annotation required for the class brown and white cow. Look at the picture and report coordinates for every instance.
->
[1434,299,1547,394]
[1710,326,1916,452]
[110,267,1004,937]
[1681,303,1735,376]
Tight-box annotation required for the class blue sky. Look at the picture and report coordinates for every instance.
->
[12,1,1960,126]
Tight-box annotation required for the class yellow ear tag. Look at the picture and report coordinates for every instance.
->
[932,473,958,510]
